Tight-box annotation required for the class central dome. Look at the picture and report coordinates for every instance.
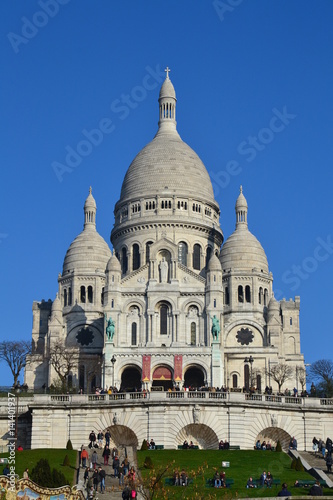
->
[119,72,215,205]
[120,130,215,203]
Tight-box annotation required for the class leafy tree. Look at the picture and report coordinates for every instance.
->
[266,363,294,393]
[308,359,333,397]
[0,340,32,386]
[30,458,67,487]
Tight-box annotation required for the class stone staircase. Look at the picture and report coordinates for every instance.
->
[76,445,138,499]
[290,450,333,489]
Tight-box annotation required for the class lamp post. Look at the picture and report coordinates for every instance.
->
[244,356,254,389]
[111,355,116,388]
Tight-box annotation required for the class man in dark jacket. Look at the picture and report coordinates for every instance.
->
[113,454,120,478]
[277,483,292,497]
[309,481,323,496]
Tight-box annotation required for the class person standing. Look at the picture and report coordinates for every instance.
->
[98,466,106,494]
[89,430,97,449]
[113,454,120,478]
[91,450,98,469]
[81,448,89,468]
[102,445,110,465]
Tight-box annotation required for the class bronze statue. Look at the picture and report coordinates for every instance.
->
[210,314,220,340]
[105,314,115,341]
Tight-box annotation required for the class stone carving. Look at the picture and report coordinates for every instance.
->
[193,405,200,423]
[236,327,254,346]
[159,257,168,283]
[113,412,118,425]
[137,277,146,283]
[105,314,115,341]
[271,413,277,427]
[210,314,220,340]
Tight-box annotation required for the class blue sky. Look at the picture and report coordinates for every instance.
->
[1,0,332,385]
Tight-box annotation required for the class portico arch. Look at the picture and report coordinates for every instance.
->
[184,365,205,389]
[255,427,291,451]
[120,366,142,392]
[176,424,218,450]
[106,424,139,448]
[152,365,173,390]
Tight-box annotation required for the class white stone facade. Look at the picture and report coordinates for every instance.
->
[25,72,305,394]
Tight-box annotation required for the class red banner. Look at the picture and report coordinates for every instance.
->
[142,355,151,382]
[174,355,183,381]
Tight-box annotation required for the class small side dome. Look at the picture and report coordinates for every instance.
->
[107,252,121,272]
[268,294,280,311]
[207,253,222,271]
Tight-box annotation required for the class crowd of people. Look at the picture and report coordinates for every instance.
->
[255,439,273,450]
[80,430,138,498]
[312,436,333,473]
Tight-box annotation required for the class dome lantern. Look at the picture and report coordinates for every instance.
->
[84,186,97,229]
[235,185,248,228]
[158,67,177,133]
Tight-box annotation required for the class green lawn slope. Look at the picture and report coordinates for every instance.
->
[137,449,333,498]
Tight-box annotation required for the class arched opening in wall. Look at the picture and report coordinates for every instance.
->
[68,374,73,389]
[264,288,268,306]
[184,366,205,389]
[88,285,93,304]
[254,427,292,451]
[120,367,142,392]
[146,241,153,263]
[259,287,263,305]
[224,287,230,305]
[238,285,244,303]
[232,374,238,388]
[80,286,86,303]
[245,285,251,303]
[68,287,72,305]
[206,247,212,267]
[178,241,188,266]
[132,244,140,271]
[160,304,168,335]
[152,366,173,391]
[79,365,85,392]
[193,244,201,270]
[191,322,196,345]
[64,289,67,307]
[107,425,138,449]
[176,423,218,450]
[121,247,128,274]
[256,374,262,392]
[131,323,137,346]
[244,364,250,390]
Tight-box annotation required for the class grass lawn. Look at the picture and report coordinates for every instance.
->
[0,449,77,486]
[137,449,333,498]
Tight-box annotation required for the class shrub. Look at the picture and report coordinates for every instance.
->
[63,454,70,466]
[291,458,297,469]
[141,439,148,451]
[144,456,154,469]
[276,440,282,452]
[295,456,304,471]
[30,458,67,488]
[66,439,73,450]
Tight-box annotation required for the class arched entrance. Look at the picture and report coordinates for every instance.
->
[176,424,218,450]
[255,427,291,451]
[184,366,205,389]
[152,366,173,391]
[120,367,142,392]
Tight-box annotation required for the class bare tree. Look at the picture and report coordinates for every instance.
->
[309,359,333,397]
[48,341,78,391]
[266,363,294,393]
[296,366,307,391]
[0,340,32,386]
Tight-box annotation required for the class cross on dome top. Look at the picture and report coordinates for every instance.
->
[165,66,171,79]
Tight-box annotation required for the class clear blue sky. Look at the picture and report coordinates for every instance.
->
[1,1,332,385]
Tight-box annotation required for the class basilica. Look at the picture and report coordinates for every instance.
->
[25,71,304,393]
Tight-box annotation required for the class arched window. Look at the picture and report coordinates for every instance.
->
[121,247,128,274]
[80,286,86,303]
[264,288,268,306]
[101,287,105,306]
[132,243,140,271]
[191,322,196,345]
[88,286,93,304]
[131,323,137,346]
[79,365,85,391]
[232,374,238,389]
[206,247,212,267]
[160,305,168,335]
[238,285,244,303]
[178,242,188,266]
[225,287,230,305]
[68,287,72,306]
[244,364,250,390]
[68,374,73,389]
[259,287,263,305]
[193,244,201,270]
[64,289,67,307]
[245,285,251,303]
[146,241,153,263]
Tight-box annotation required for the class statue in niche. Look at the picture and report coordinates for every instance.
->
[193,405,200,423]
[105,314,115,341]
[159,257,169,283]
[210,314,220,340]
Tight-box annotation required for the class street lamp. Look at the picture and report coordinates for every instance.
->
[244,356,254,389]
[111,355,116,388]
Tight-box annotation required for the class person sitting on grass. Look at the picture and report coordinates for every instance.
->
[265,471,273,487]
[246,477,256,488]
[256,439,261,450]
[277,482,292,497]
[220,470,226,488]
[180,469,188,486]
[173,469,180,486]
[214,470,221,488]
